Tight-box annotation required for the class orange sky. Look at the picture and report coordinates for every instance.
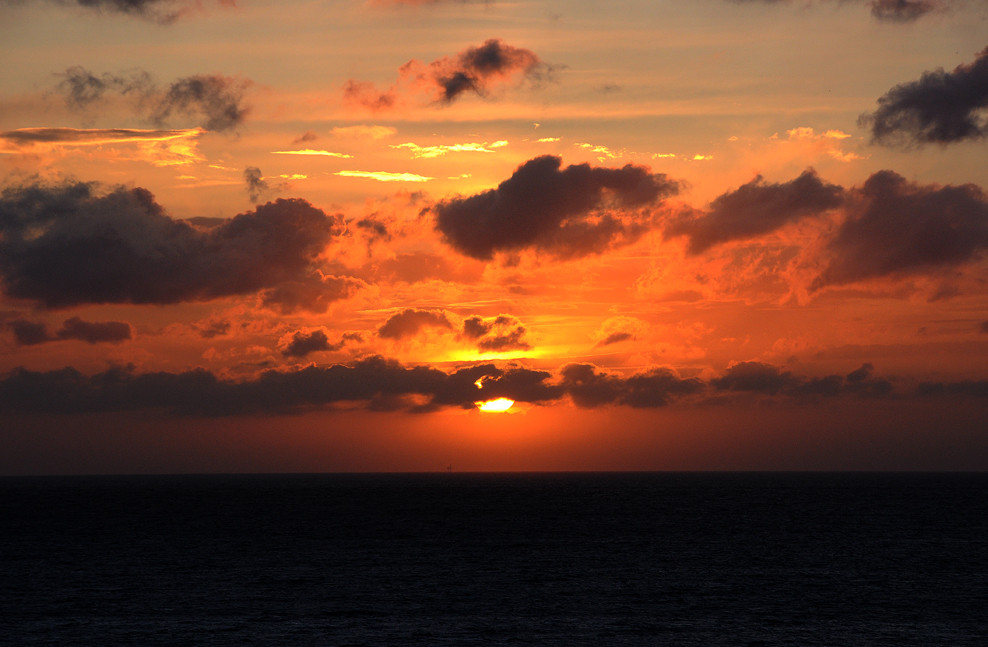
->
[1,0,987,473]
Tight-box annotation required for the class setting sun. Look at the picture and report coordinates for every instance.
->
[476,398,515,413]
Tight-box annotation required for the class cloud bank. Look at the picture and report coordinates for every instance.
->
[0,181,359,311]
[0,358,909,417]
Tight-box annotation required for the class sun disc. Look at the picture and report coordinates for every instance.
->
[476,398,515,412]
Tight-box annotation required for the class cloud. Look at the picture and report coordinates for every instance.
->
[666,169,845,254]
[869,0,939,22]
[343,38,554,111]
[712,361,801,394]
[335,170,432,182]
[0,358,899,416]
[11,0,235,23]
[292,131,319,144]
[271,149,352,158]
[559,363,704,408]
[53,67,250,133]
[860,47,988,146]
[150,74,250,132]
[7,320,51,346]
[0,181,357,310]
[727,0,942,22]
[592,316,647,347]
[378,308,454,339]
[8,317,132,345]
[461,314,530,352]
[811,170,988,289]
[193,319,231,338]
[434,155,679,260]
[0,127,205,166]
[244,167,268,204]
[370,0,492,6]
[391,140,507,158]
[279,329,362,358]
[330,125,397,139]
[259,273,366,314]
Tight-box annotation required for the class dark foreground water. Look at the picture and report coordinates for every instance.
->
[3,472,987,646]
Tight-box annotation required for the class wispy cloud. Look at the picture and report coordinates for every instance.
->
[271,149,352,158]
[331,125,398,139]
[0,127,205,166]
[53,67,250,133]
[335,170,433,182]
[390,140,507,158]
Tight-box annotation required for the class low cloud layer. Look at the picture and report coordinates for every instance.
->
[54,67,250,132]
[667,169,844,254]
[0,358,906,417]
[860,47,988,146]
[344,39,554,110]
[0,182,358,311]
[434,155,679,260]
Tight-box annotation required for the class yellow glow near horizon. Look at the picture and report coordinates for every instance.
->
[476,398,515,412]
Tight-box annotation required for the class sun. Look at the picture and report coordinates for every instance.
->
[476,398,515,412]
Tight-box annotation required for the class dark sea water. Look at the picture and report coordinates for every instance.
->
[2,472,987,646]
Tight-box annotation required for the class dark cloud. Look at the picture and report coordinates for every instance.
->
[259,273,366,315]
[712,361,800,394]
[0,126,201,147]
[599,331,633,346]
[244,167,268,204]
[0,181,357,311]
[378,308,454,339]
[727,0,942,22]
[811,171,988,289]
[7,317,132,345]
[711,360,895,399]
[292,130,318,144]
[917,379,988,397]
[194,319,231,338]
[57,317,132,343]
[7,0,233,23]
[150,74,250,132]
[7,320,50,346]
[0,358,899,416]
[280,330,362,358]
[53,67,250,133]
[354,217,391,244]
[860,47,988,146]
[666,169,844,254]
[55,67,153,110]
[980,321,988,334]
[461,314,531,352]
[870,0,939,22]
[434,155,679,260]
[558,363,704,408]
[0,357,499,416]
[344,38,554,110]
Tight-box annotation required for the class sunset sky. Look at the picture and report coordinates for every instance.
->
[1,0,987,473]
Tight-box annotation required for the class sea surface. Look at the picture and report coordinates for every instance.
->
[2,472,987,646]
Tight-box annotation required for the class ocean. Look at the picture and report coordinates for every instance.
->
[2,472,986,645]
